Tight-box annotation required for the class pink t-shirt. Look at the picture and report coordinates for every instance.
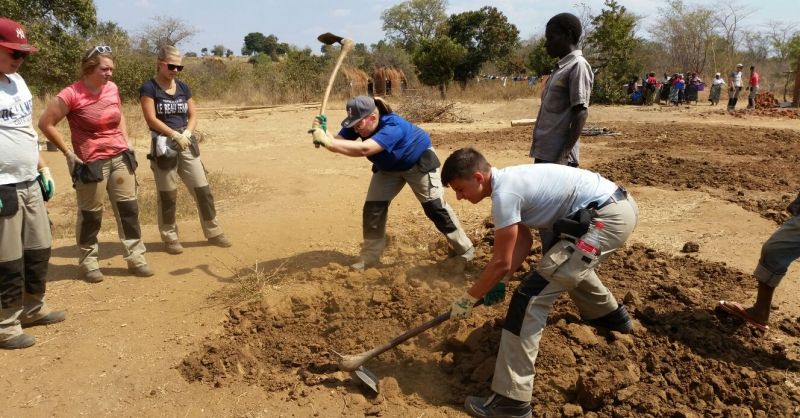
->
[57,80,129,162]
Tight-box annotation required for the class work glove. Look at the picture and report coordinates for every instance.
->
[171,132,191,150]
[484,282,506,306]
[787,192,800,217]
[310,127,333,148]
[450,292,478,320]
[314,115,327,132]
[64,151,84,174]
[38,167,55,200]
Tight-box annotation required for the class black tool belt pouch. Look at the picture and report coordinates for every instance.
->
[553,208,593,240]
[0,184,20,217]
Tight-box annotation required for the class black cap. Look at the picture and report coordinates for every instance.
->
[341,96,376,128]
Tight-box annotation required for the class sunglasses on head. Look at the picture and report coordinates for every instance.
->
[85,45,112,59]
[166,63,184,72]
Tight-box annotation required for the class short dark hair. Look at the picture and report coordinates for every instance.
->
[750,66,755,71]
[547,13,582,45]
[441,147,491,187]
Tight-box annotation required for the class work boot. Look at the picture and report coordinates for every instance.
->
[464,392,532,418]
[450,246,476,262]
[128,263,154,277]
[350,258,379,271]
[84,269,104,283]
[22,311,66,328]
[208,234,232,248]
[164,240,184,255]
[0,334,35,350]
[587,304,633,334]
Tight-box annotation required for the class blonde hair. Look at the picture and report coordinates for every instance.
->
[80,46,114,76]
[157,45,181,61]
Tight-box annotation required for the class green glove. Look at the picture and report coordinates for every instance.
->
[484,282,506,306]
[315,114,327,132]
[38,167,55,200]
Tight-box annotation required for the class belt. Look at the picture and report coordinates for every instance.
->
[593,187,627,210]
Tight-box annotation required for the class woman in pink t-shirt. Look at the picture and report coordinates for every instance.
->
[38,46,153,283]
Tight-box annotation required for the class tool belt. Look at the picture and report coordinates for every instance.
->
[591,187,628,211]
[552,187,628,241]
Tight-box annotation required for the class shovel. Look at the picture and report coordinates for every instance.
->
[335,300,484,392]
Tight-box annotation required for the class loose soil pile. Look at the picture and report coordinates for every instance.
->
[179,121,800,416]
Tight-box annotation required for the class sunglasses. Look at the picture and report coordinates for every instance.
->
[85,45,112,59]
[166,63,184,72]
[3,48,28,60]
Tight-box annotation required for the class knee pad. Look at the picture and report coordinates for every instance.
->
[194,186,216,221]
[503,271,549,336]
[23,248,50,295]
[537,240,599,290]
[421,199,457,233]
[0,258,24,309]
[363,201,389,240]
[116,200,142,239]
[159,190,178,225]
[78,210,103,246]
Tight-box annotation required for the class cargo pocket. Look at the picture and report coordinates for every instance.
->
[0,184,20,217]
[77,161,104,184]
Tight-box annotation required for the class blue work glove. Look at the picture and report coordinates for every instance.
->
[483,282,506,306]
[38,167,55,200]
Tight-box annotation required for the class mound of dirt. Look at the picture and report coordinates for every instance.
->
[180,220,800,416]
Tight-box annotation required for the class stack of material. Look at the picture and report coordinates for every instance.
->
[754,92,780,109]
[396,95,472,124]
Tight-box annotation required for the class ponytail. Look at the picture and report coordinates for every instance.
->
[374,96,393,115]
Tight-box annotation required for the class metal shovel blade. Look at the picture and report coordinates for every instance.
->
[353,366,379,393]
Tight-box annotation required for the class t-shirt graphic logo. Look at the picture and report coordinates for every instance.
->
[16,28,25,39]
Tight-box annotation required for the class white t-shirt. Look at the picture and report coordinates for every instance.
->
[490,164,618,229]
[0,73,38,184]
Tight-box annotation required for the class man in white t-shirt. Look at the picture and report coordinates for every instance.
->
[727,63,744,112]
[441,147,638,417]
[0,17,65,350]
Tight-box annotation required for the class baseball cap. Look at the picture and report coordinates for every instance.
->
[736,63,743,67]
[341,96,376,128]
[0,18,37,52]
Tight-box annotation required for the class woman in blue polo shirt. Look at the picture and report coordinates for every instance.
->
[311,96,474,269]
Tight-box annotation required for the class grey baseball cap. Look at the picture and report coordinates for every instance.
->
[341,96,376,128]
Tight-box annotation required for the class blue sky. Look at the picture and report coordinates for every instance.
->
[95,0,799,55]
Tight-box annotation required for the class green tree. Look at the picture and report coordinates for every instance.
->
[211,45,225,57]
[1,0,97,94]
[381,0,448,52]
[447,6,519,87]
[242,32,268,55]
[412,36,466,98]
[201,47,208,56]
[225,49,234,58]
[526,36,557,76]
[586,0,642,103]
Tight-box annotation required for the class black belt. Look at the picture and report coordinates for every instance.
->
[593,187,627,210]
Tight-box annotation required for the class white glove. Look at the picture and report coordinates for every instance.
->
[64,151,84,174]
[450,292,479,320]
[310,127,333,148]
[171,132,191,150]
[183,129,192,140]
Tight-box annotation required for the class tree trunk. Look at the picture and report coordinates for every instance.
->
[438,83,447,99]
[794,60,800,107]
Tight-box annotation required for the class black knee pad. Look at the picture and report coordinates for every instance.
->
[159,190,178,225]
[23,248,50,295]
[421,199,457,233]
[588,304,633,334]
[363,201,389,240]
[0,258,24,309]
[116,200,142,239]
[194,186,216,221]
[502,271,549,336]
[79,210,103,246]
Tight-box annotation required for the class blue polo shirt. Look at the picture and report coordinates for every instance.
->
[338,113,430,171]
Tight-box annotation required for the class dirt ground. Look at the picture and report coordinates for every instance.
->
[3,98,800,417]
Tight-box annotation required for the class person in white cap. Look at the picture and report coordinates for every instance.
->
[709,72,725,106]
[309,96,474,270]
[0,16,66,350]
[727,63,744,111]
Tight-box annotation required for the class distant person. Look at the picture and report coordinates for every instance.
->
[670,74,684,105]
[718,192,800,332]
[0,17,65,350]
[747,65,760,109]
[727,63,743,111]
[38,45,153,283]
[139,45,231,254]
[309,96,474,270]
[709,73,725,106]
[441,147,637,418]
[644,72,659,105]
[530,12,592,168]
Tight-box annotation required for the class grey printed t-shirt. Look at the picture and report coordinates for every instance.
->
[530,50,593,164]
[0,73,38,184]
[490,165,617,230]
